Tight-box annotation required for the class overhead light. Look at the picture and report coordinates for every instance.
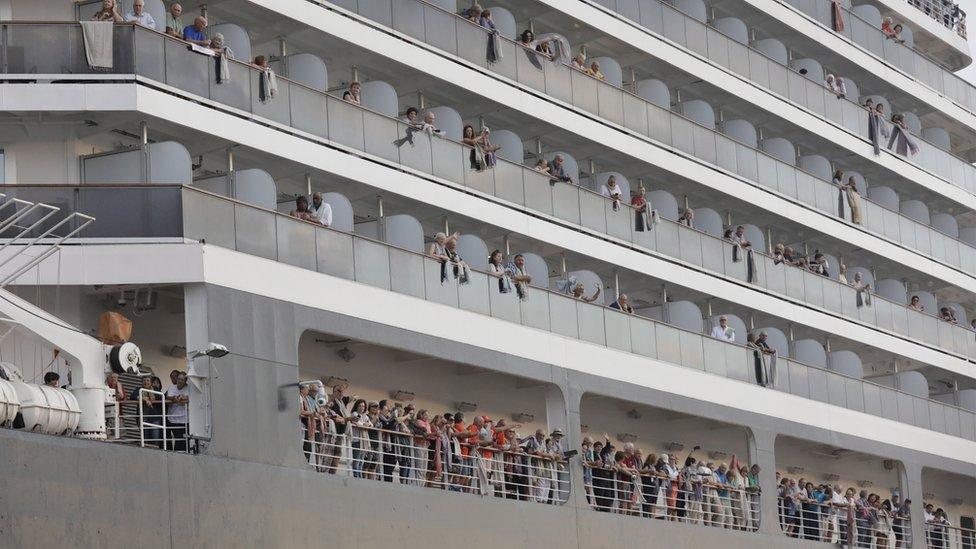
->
[708,451,728,460]
[617,433,637,443]
[857,480,873,488]
[457,402,478,412]
[665,442,684,452]
[336,347,356,362]
[189,342,229,359]
[787,467,805,475]
[923,493,936,500]
[391,390,414,402]
[513,412,534,423]
[824,473,841,481]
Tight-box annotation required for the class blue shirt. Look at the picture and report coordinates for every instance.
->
[715,471,729,497]
[183,25,206,42]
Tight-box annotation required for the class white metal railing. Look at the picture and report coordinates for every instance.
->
[582,465,762,531]
[927,522,976,549]
[779,493,913,547]
[136,388,188,452]
[301,421,568,503]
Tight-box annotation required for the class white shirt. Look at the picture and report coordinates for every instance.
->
[309,200,333,227]
[165,384,189,424]
[711,325,735,342]
[830,492,847,517]
[125,11,156,29]
[600,184,621,199]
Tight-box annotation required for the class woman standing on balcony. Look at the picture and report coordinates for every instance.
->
[91,0,123,22]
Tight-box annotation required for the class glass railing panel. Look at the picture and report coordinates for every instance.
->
[552,182,582,224]
[458,270,491,315]
[857,380,884,417]
[845,377,866,412]
[768,60,792,100]
[670,115,696,156]
[392,1,426,43]
[654,322,682,364]
[606,202,632,241]
[727,345,753,382]
[906,308,927,340]
[913,396,931,430]
[183,189,235,248]
[431,136,465,184]
[735,143,759,182]
[700,232,725,274]
[488,279,521,323]
[424,5,459,58]
[315,228,355,279]
[396,123,435,175]
[756,154,779,190]
[579,191,608,234]
[514,48,547,92]
[544,61,573,105]
[164,37,209,98]
[875,385,898,420]
[962,412,976,440]
[729,40,752,77]
[549,292,580,339]
[840,284,860,319]
[814,176,837,214]
[803,79,828,118]
[571,69,601,114]
[326,98,366,151]
[929,401,947,433]
[211,58,253,114]
[678,226,704,266]
[802,271,825,308]
[874,298,894,331]
[662,6,686,44]
[133,27,165,81]
[889,300,908,334]
[234,203,277,260]
[577,301,608,345]
[930,231,948,263]
[808,367,830,404]
[679,330,706,369]
[714,133,738,173]
[362,110,401,163]
[896,214,916,249]
[622,93,650,135]
[915,224,933,255]
[937,318,955,350]
[827,371,849,407]
[520,286,551,331]
[654,219,681,258]
[421,256,455,303]
[945,236,961,267]
[684,16,708,57]
[824,88,844,125]
[784,264,806,300]
[706,27,730,69]
[775,163,798,198]
[352,237,393,290]
[962,243,976,273]
[858,290,877,324]
[597,83,625,125]
[523,169,554,215]
[702,336,729,377]
[492,40,519,82]
[647,103,673,146]
[761,256,786,295]
[956,325,974,355]
[630,314,658,358]
[494,161,525,205]
[357,0,393,27]
[946,407,964,438]
[639,0,665,34]
[276,215,318,271]
[723,240,748,281]
[787,360,810,398]
[796,172,818,208]
[692,125,717,164]
[923,314,940,345]
[604,308,633,352]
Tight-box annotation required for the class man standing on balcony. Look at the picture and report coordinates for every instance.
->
[124,0,156,29]
[710,316,735,342]
[309,192,333,227]
[182,16,210,47]
[164,3,183,38]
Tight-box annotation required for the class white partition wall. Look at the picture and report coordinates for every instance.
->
[922,127,951,150]
[458,234,489,270]
[679,100,716,129]
[673,0,707,21]
[692,207,722,237]
[282,53,328,91]
[516,252,549,288]
[635,79,671,109]
[590,57,623,88]
[648,190,679,221]
[487,7,517,39]
[491,130,524,164]
[755,327,790,357]
[874,371,929,398]
[931,213,959,237]
[720,119,758,148]
[761,138,796,165]
[829,350,863,379]
[789,58,824,79]
[752,39,789,65]
[543,151,580,183]
[794,339,827,368]
[799,155,832,180]
[357,214,425,253]
[361,81,399,118]
[900,200,930,224]
[664,300,703,333]
[876,279,908,304]
[323,192,354,232]
[194,169,277,210]
[83,141,192,185]
[427,106,463,141]
[867,186,899,209]
[559,270,603,296]
[851,4,882,26]
[960,227,976,246]
[210,24,252,62]
[741,224,765,252]
[713,18,749,44]
[707,314,746,343]
[933,390,976,412]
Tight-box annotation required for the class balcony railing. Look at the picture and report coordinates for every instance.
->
[584,0,976,192]
[294,5,976,274]
[20,183,969,439]
[5,25,976,358]
[904,0,967,36]
[926,522,976,549]
[779,495,913,547]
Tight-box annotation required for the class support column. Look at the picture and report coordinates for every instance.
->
[183,283,212,446]
[749,428,781,535]
[903,462,926,548]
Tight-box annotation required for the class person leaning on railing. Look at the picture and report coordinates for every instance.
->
[91,0,123,22]
[132,375,162,448]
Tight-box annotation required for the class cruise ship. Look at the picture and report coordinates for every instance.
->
[0,0,974,546]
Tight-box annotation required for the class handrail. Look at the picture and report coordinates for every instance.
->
[178,183,976,420]
[900,0,967,35]
[295,4,976,269]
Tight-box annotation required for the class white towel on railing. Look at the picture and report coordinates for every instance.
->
[80,21,114,70]
[215,46,235,84]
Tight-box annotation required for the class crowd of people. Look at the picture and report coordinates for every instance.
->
[777,471,913,548]
[581,436,762,530]
[102,369,190,451]
[297,380,569,503]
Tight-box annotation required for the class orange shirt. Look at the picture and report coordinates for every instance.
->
[469,424,493,460]
[454,422,470,457]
